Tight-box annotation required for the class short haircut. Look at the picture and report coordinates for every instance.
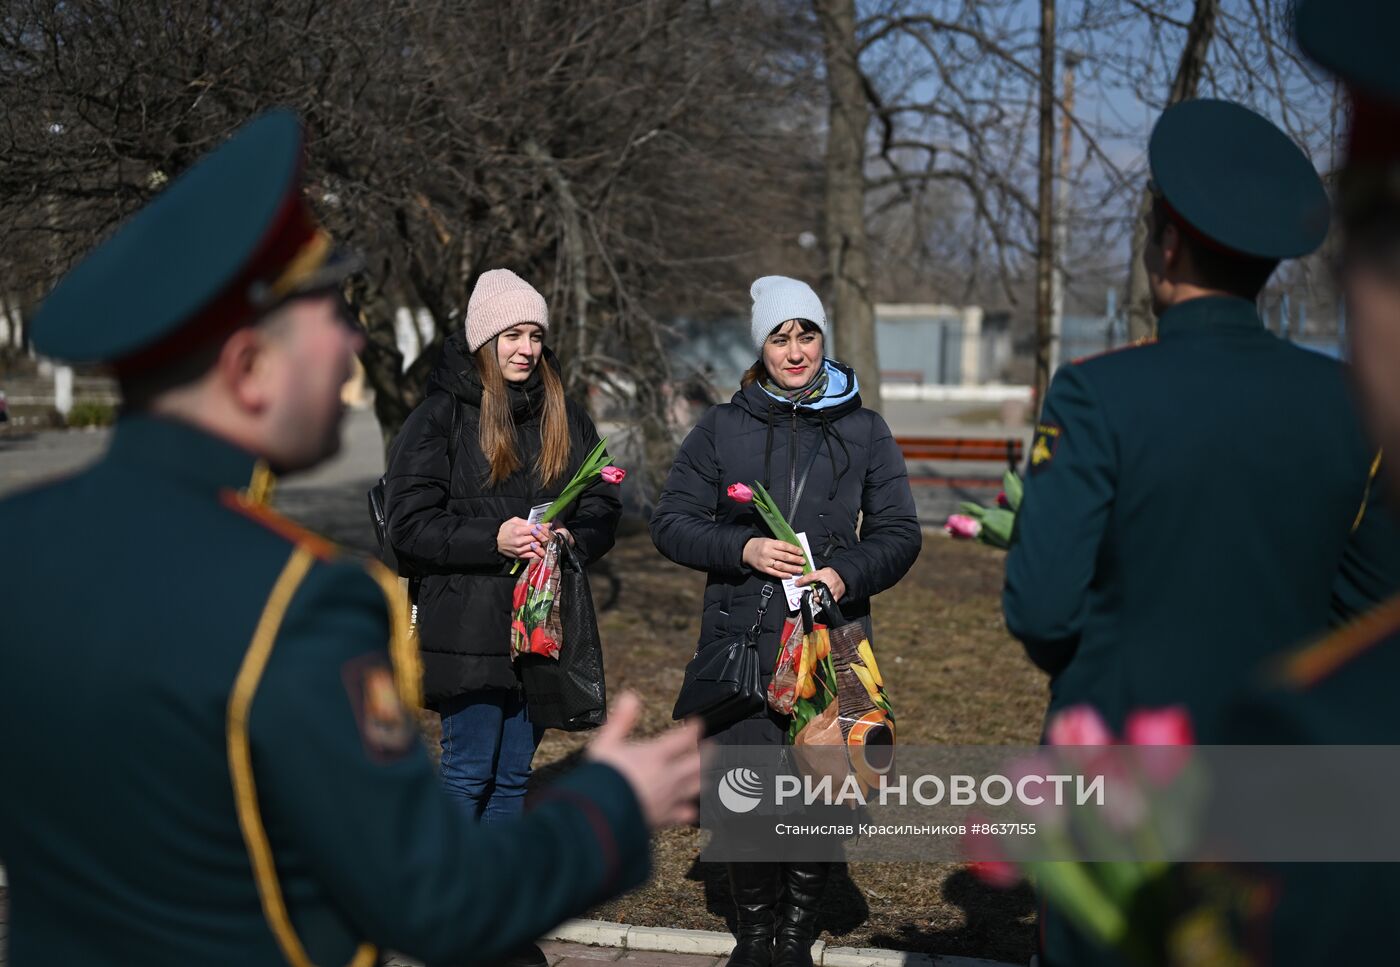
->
[1150,195,1279,300]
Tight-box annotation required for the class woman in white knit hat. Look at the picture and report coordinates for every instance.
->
[651,275,922,967]
[383,270,619,958]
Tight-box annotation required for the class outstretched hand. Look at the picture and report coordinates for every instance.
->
[587,691,704,828]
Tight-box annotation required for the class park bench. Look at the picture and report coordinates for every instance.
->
[895,435,1024,487]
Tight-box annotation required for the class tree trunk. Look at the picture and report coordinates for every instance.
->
[815,0,882,414]
[1034,0,1056,416]
[1125,0,1220,342]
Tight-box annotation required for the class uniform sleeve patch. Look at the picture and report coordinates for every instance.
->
[1030,423,1062,470]
[342,653,416,761]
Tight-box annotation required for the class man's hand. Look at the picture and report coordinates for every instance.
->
[743,537,807,579]
[497,518,554,560]
[796,566,846,602]
[587,692,703,828]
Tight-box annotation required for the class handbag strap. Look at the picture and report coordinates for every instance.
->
[749,583,776,634]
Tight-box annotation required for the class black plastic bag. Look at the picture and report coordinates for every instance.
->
[517,541,606,731]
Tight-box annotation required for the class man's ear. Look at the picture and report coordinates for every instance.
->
[1161,221,1183,272]
[215,327,271,414]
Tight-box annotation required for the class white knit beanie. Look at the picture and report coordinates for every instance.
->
[749,275,828,352]
[465,269,549,352]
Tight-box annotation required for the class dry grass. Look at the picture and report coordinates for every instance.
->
[496,529,1046,964]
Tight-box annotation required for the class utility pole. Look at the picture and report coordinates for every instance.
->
[1049,51,1080,375]
[1034,0,1056,416]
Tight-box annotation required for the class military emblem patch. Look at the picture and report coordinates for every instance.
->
[1030,423,1062,471]
[342,654,416,761]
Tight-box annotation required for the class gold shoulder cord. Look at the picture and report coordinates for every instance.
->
[227,546,378,967]
[365,559,424,709]
[246,460,277,508]
[1352,449,1384,534]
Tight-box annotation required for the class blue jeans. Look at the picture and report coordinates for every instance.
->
[438,690,545,823]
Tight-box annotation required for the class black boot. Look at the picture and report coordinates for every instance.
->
[725,862,780,967]
[772,862,830,967]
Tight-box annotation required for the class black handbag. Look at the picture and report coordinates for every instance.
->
[517,540,607,732]
[672,583,775,731]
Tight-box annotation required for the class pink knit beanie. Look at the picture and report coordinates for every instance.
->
[465,269,549,351]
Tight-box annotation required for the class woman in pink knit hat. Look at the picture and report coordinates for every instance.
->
[383,271,620,960]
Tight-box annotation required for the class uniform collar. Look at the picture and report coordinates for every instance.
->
[107,413,272,498]
[1155,295,1265,338]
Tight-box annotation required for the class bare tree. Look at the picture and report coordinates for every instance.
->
[1123,0,1221,341]
[1034,0,1057,412]
[0,1,822,473]
[815,0,882,413]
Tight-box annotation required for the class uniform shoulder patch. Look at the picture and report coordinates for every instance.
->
[1030,423,1062,471]
[342,652,417,761]
[1072,335,1157,365]
[220,490,339,561]
[1277,594,1400,689]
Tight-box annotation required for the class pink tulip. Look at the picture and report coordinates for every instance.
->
[1125,706,1195,785]
[600,466,626,485]
[996,490,1010,508]
[944,514,982,539]
[727,482,755,504]
[1124,706,1194,747]
[1046,704,1114,747]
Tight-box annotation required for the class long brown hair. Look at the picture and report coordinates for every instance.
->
[474,342,571,487]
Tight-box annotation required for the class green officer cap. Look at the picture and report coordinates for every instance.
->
[1296,0,1400,225]
[1297,0,1400,103]
[32,109,357,375]
[1148,98,1330,260]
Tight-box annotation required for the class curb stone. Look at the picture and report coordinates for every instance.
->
[543,919,1020,967]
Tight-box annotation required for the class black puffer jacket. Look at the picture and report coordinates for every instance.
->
[650,359,922,725]
[385,335,620,705]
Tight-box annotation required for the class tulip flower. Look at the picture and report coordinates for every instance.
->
[1125,706,1194,785]
[944,513,982,539]
[1123,706,1193,747]
[996,490,1010,508]
[727,482,755,503]
[857,639,883,687]
[1047,704,1114,747]
[509,436,616,573]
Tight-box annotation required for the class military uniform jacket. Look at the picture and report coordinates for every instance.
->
[1003,295,1392,740]
[0,415,649,967]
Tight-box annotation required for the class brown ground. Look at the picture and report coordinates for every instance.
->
[419,528,1047,964]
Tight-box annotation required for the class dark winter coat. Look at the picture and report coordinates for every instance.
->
[385,335,620,705]
[650,359,922,738]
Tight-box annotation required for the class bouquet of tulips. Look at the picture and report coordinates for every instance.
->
[510,438,624,575]
[945,468,1021,549]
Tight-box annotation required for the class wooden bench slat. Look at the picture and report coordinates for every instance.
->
[895,435,1023,464]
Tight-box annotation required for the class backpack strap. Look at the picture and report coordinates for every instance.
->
[445,393,463,497]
